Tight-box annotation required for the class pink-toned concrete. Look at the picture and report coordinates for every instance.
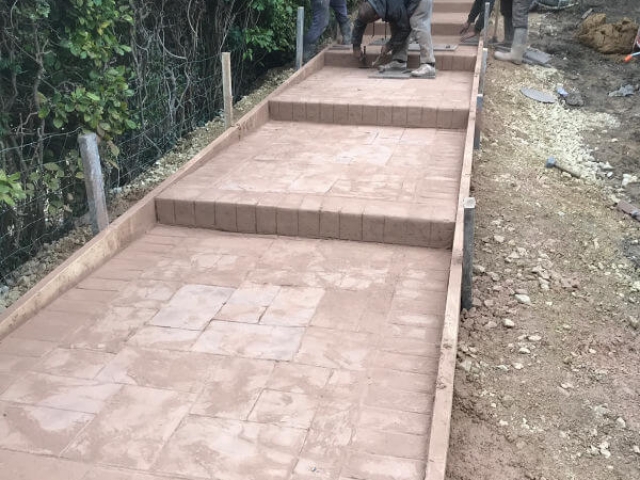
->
[365,11,468,36]
[0,0,481,478]
[0,227,449,480]
[324,42,477,71]
[269,67,472,128]
[155,122,465,248]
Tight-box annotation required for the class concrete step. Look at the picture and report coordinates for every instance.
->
[434,0,474,14]
[324,44,477,72]
[365,12,468,37]
[155,122,465,249]
[268,67,473,129]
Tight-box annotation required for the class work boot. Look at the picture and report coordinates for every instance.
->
[378,60,407,72]
[494,28,527,65]
[411,63,436,78]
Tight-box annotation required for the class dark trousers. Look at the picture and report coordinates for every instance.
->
[467,0,496,33]
[500,0,530,29]
[304,0,351,51]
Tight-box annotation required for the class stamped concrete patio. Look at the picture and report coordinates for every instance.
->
[0,0,477,479]
[1,227,448,480]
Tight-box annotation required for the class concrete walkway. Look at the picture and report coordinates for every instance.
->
[0,2,479,479]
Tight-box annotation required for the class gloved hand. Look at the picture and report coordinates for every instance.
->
[460,21,471,35]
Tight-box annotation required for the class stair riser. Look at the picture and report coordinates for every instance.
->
[434,1,472,14]
[324,50,476,72]
[269,100,469,129]
[365,22,463,37]
[156,198,454,249]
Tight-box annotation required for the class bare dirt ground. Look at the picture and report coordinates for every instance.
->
[447,5,640,480]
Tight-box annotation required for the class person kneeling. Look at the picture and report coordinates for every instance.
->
[353,0,434,78]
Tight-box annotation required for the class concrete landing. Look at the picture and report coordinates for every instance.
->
[0,227,450,480]
[155,122,465,248]
[269,67,473,128]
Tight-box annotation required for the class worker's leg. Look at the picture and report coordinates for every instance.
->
[495,0,528,64]
[500,0,514,45]
[410,0,436,78]
[381,22,409,71]
[473,0,496,34]
[330,0,352,44]
[304,0,331,60]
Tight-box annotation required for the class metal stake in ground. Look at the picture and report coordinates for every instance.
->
[483,2,491,46]
[221,52,233,129]
[479,48,488,94]
[462,197,476,311]
[78,132,109,235]
[296,7,304,70]
[474,93,484,150]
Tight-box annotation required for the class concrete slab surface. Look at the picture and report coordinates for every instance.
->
[155,122,465,248]
[269,67,473,128]
[0,227,450,480]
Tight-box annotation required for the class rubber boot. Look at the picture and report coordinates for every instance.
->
[495,28,527,65]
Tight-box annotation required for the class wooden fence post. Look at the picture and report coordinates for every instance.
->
[78,132,109,235]
[296,7,305,70]
[221,52,233,129]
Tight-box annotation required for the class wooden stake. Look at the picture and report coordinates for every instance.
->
[296,7,304,70]
[221,52,233,129]
[78,132,109,235]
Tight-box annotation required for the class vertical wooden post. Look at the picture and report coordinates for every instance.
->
[78,132,109,235]
[221,52,233,129]
[461,197,476,311]
[474,94,483,150]
[483,2,491,46]
[479,47,488,95]
[296,7,304,70]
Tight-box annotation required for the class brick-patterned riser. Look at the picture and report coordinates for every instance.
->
[156,194,454,249]
[269,99,468,129]
[324,49,477,72]
[365,15,468,37]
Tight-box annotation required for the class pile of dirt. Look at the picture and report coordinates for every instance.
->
[575,13,638,54]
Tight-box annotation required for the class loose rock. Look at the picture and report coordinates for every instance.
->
[515,294,532,305]
[504,318,516,328]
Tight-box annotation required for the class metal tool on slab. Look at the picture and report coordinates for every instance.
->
[545,157,581,178]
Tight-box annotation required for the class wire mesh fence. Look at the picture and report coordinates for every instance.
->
[0,62,225,281]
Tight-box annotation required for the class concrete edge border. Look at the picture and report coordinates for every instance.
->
[425,41,484,480]
[0,52,327,340]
